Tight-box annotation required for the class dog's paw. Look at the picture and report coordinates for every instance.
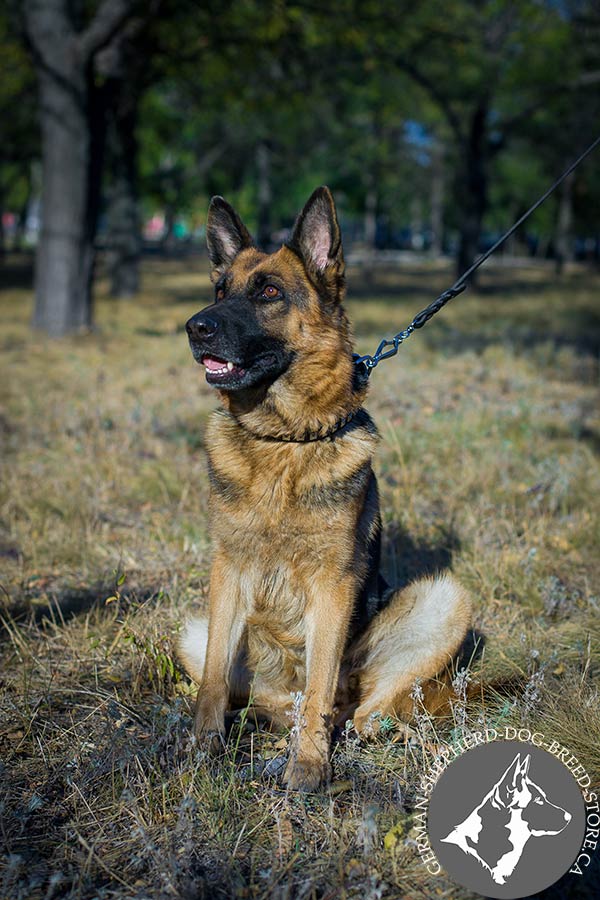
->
[283,755,331,792]
[193,727,226,755]
[353,709,415,742]
[193,707,226,754]
[352,708,381,739]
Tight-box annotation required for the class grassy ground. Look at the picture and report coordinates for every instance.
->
[1,255,599,899]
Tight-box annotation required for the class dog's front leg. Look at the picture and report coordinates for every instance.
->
[284,576,354,791]
[194,551,245,751]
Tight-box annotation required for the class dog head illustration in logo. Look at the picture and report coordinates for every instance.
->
[441,753,572,885]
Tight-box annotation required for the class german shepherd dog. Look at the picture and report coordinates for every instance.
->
[180,187,471,791]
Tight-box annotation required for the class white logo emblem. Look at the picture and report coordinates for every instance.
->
[441,753,572,885]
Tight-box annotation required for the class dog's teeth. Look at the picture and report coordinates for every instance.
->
[227,361,234,371]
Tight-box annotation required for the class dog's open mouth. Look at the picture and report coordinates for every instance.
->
[200,353,277,387]
[202,355,247,383]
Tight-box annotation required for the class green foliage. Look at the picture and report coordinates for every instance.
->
[3,0,599,254]
[131,0,599,249]
[0,5,37,209]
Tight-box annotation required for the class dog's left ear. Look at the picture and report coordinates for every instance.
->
[289,186,345,294]
[206,196,254,280]
[493,754,522,807]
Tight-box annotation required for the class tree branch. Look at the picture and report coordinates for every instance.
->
[23,0,71,67]
[494,83,571,142]
[78,0,136,60]
[394,58,466,146]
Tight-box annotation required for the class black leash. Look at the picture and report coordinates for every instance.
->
[353,134,600,381]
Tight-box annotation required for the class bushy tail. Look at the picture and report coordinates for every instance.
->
[178,616,209,684]
[178,615,251,707]
[349,573,473,729]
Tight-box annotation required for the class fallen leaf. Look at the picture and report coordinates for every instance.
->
[384,820,406,851]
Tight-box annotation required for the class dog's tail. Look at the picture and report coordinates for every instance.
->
[394,600,600,718]
[178,616,209,684]
[177,615,251,706]
[349,573,473,729]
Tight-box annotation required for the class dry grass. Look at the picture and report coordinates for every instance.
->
[1,255,599,899]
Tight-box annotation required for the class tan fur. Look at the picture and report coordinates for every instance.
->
[179,188,472,790]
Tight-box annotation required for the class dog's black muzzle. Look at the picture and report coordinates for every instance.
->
[185,301,293,391]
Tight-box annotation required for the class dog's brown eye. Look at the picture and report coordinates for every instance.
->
[216,288,225,301]
[261,285,281,300]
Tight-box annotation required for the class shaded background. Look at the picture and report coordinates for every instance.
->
[1,0,600,330]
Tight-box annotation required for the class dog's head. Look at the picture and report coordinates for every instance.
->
[493,754,572,836]
[185,187,352,395]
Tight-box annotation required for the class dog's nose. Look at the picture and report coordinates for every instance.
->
[186,314,219,340]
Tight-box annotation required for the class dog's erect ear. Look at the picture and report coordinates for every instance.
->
[206,196,254,279]
[289,186,345,291]
[519,754,531,778]
[503,753,522,787]
[511,754,531,793]
[493,754,522,807]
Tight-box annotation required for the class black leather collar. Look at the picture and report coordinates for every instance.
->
[235,409,359,443]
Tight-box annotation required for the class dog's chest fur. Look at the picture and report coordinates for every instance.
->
[205,410,379,681]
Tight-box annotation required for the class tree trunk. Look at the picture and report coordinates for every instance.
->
[25,0,136,336]
[33,51,96,335]
[161,204,176,253]
[362,175,378,284]
[0,179,5,257]
[456,103,488,280]
[554,170,575,275]
[410,196,423,250]
[106,89,140,297]
[503,203,519,259]
[429,139,445,256]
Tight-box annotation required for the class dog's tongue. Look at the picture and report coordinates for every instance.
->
[203,357,227,372]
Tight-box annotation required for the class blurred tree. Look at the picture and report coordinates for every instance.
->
[21,0,159,335]
[485,0,600,271]
[7,0,598,328]
[550,0,600,270]
[371,0,576,276]
[102,1,221,293]
[137,1,323,244]
[124,0,600,274]
[571,2,600,266]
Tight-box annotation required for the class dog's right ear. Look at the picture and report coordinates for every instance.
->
[206,197,254,280]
